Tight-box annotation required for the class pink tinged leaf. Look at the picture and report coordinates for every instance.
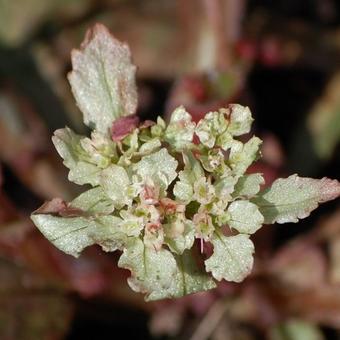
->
[253,175,340,224]
[111,114,140,141]
[68,23,138,133]
[33,198,86,217]
[139,120,155,129]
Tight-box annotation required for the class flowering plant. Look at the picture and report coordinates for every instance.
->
[31,24,340,301]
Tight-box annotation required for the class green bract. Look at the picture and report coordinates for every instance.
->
[31,24,340,301]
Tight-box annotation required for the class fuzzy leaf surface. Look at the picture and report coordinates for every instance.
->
[52,127,101,186]
[205,233,254,282]
[31,194,125,257]
[253,175,340,224]
[227,200,264,234]
[68,23,137,133]
[118,238,215,301]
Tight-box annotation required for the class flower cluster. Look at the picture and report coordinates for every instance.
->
[69,103,263,254]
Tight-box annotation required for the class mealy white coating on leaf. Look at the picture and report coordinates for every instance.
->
[164,220,195,255]
[100,165,131,207]
[227,104,253,136]
[227,200,264,234]
[68,23,137,133]
[233,173,265,198]
[173,151,205,203]
[31,214,125,257]
[217,130,234,150]
[138,138,161,155]
[70,187,115,215]
[214,176,238,201]
[252,174,340,224]
[133,148,178,192]
[119,209,144,237]
[173,171,193,203]
[69,161,102,186]
[229,136,262,176]
[205,233,255,282]
[164,106,195,149]
[52,128,101,186]
[118,238,215,301]
[195,111,228,148]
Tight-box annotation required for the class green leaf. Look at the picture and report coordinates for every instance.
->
[138,138,161,155]
[173,171,194,203]
[119,209,144,237]
[205,233,254,282]
[31,213,125,257]
[214,176,238,201]
[233,173,264,198]
[174,248,216,298]
[229,136,262,176]
[227,200,264,234]
[195,111,228,148]
[68,23,137,133]
[164,219,195,254]
[227,104,253,136]
[173,151,205,203]
[133,148,178,193]
[164,106,195,149]
[252,175,340,224]
[118,238,215,301]
[70,187,115,214]
[52,127,101,186]
[100,165,131,207]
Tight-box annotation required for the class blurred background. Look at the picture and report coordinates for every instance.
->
[0,0,340,339]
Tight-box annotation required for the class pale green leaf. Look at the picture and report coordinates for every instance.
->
[227,104,253,136]
[173,249,216,298]
[31,214,124,257]
[229,136,262,176]
[164,106,195,149]
[118,238,215,301]
[252,175,340,224]
[214,176,238,201]
[195,111,228,148]
[173,151,204,203]
[164,219,195,254]
[233,173,264,198]
[138,138,161,155]
[133,148,178,192]
[100,165,131,207]
[227,200,264,234]
[68,23,137,133]
[173,171,194,203]
[70,187,115,214]
[68,161,102,186]
[52,127,101,186]
[119,209,144,237]
[205,233,254,282]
